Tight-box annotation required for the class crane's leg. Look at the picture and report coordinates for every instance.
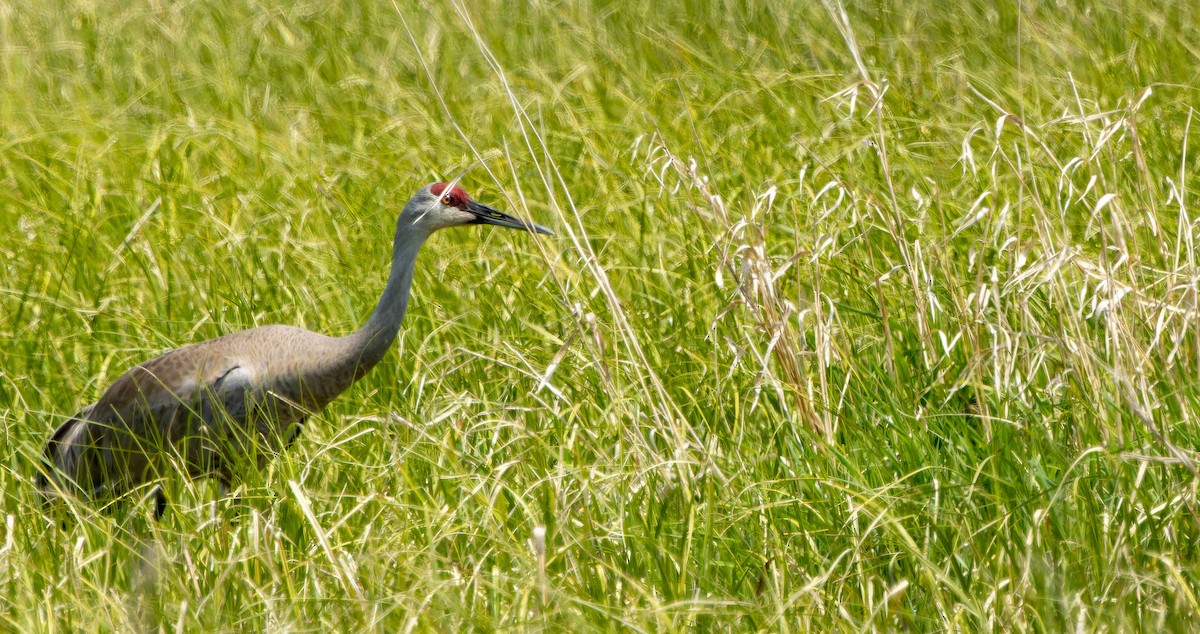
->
[153,485,168,519]
[284,417,308,451]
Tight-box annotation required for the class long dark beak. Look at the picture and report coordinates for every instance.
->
[467,200,554,235]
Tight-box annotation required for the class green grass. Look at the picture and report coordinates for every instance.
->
[3,0,1200,630]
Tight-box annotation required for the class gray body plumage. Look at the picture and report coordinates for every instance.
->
[43,325,381,498]
[38,182,550,508]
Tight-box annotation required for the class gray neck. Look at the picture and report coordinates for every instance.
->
[335,219,431,385]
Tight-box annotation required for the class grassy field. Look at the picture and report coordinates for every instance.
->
[2,0,1200,630]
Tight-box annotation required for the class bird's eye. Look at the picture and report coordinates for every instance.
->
[441,195,454,206]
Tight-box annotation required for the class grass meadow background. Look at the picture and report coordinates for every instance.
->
[3,0,1200,630]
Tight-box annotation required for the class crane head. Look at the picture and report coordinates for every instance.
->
[404,182,554,236]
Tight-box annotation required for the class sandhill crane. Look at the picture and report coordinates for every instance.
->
[38,182,551,516]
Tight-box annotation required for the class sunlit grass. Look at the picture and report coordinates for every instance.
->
[2,0,1200,630]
